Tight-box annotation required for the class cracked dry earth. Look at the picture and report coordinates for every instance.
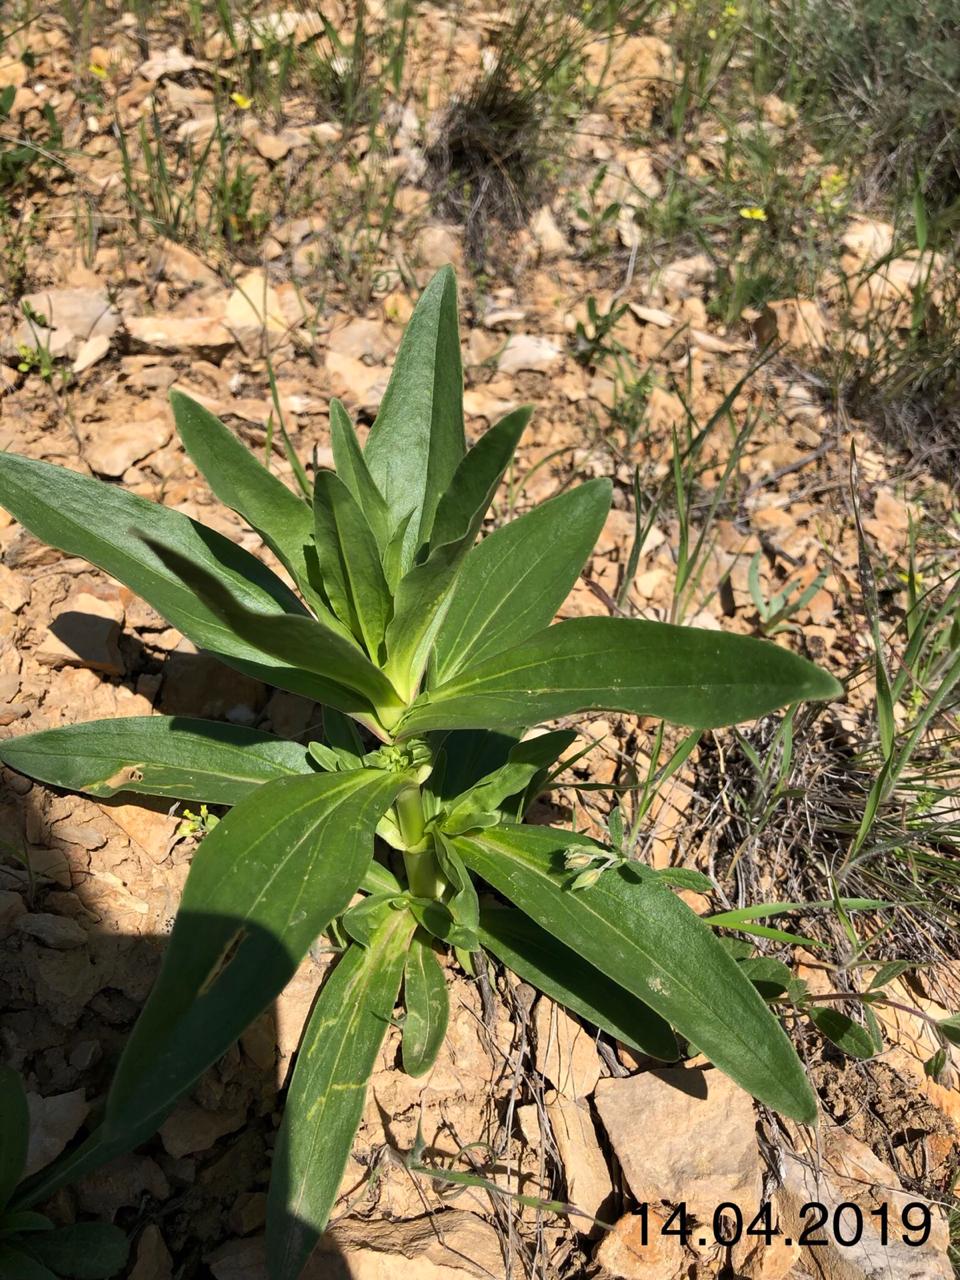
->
[2,7,960,1280]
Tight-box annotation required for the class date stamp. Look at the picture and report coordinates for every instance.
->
[633,1200,934,1249]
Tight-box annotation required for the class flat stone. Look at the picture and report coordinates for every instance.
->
[545,1091,612,1228]
[37,591,125,676]
[159,640,266,722]
[84,416,171,477]
[224,269,287,335]
[17,911,87,948]
[0,564,29,612]
[126,315,234,360]
[310,1210,505,1279]
[130,1225,174,1280]
[159,1100,246,1157]
[24,1089,90,1177]
[496,334,562,375]
[327,318,394,362]
[594,1064,762,1219]
[753,298,828,353]
[595,1209,688,1279]
[9,287,118,360]
[534,999,602,1100]
[72,333,112,373]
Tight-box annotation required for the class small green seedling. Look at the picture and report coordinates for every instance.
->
[0,1067,129,1279]
[0,269,842,1279]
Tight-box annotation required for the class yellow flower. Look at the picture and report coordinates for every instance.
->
[230,91,253,110]
[739,205,767,221]
[707,27,717,38]
[89,62,108,80]
[724,4,739,15]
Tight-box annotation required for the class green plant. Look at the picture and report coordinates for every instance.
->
[0,269,842,1279]
[0,1067,129,1278]
[749,551,827,635]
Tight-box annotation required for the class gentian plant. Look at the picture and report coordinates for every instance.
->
[0,269,841,1278]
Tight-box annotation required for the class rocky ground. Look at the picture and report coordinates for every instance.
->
[0,4,958,1279]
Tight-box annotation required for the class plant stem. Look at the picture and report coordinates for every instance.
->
[395,784,444,898]
[395,784,426,848]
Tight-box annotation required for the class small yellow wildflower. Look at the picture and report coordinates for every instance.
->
[724,4,740,15]
[739,205,767,221]
[707,27,717,38]
[88,62,108,80]
[230,91,253,110]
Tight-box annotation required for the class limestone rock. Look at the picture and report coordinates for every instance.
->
[312,1210,505,1279]
[595,1209,687,1279]
[777,1121,952,1279]
[73,333,112,373]
[534,999,602,1100]
[126,315,234,360]
[159,1099,247,1157]
[496,334,562,375]
[159,640,266,722]
[594,1064,762,1218]
[17,911,87,948]
[24,1089,90,1177]
[0,564,29,613]
[36,591,125,676]
[544,1091,612,1227]
[753,299,828,353]
[84,415,171,477]
[10,287,119,361]
[327,318,394,362]
[417,224,463,270]
[225,269,288,335]
[531,206,570,258]
[130,1225,174,1280]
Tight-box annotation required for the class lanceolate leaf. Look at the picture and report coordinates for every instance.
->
[105,769,408,1141]
[384,408,531,699]
[328,399,391,552]
[430,479,612,685]
[170,391,324,610]
[0,452,313,665]
[477,906,678,1060]
[456,825,817,1121]
[0,1065,28,1209]
[401,617,843,737]
[24,1223,130,1279]
[0,718,313,805]
[441,730,578,831]
[364,266,465,568]
[143,537,403,725]
[313,470,392,659]
[0,1245,57,1280]
[401,931,449,1076]
[808,1006,881,1059]
[267,910,415,1280]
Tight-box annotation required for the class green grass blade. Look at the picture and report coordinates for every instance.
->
[0,718,313,805]
[266,911,414,1280]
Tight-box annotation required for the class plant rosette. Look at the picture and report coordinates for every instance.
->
[0,268,842,1280]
